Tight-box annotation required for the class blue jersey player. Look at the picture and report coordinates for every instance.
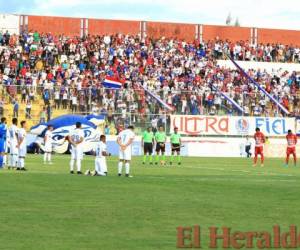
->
[0,117,7,168]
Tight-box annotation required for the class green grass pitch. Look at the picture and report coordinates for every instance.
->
[0,155,300,250]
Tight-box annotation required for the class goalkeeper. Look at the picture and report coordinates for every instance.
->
[170,127,182,165]
[155,126,167,165]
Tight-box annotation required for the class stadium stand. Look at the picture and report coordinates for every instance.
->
[1,22,300,131]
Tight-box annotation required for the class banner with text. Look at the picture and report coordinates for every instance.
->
[170,115,295,136]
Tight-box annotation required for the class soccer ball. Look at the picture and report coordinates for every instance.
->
[160,160,166,166]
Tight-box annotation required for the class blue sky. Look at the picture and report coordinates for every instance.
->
[1,0,300,30]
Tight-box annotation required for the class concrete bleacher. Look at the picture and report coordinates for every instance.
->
[2,93,70,129]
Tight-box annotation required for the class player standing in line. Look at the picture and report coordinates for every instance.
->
[8,118,19,169]
[142,127,154,165]
[0,117,7,169]
[17,121,27,171]
[253,127,266,167]
[44,125,54,165]
[117,125,135,177]
[285,129,297,167]
[155,126,167,166]
[69,122,84,174]
[170,127,182,165]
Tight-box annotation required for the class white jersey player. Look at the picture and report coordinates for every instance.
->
[68,122,84,174]
[94,135,110,176]
[117,125,135,177]
[17,121,27,171]
[43,125,54,164]
[8,118,19,169]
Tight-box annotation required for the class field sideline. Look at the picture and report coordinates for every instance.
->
[0,155,300,250]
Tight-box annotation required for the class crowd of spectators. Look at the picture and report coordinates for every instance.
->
[0,29,300,128]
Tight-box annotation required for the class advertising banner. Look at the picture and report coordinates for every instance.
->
[170,115,295,137]
[295,117,300,135]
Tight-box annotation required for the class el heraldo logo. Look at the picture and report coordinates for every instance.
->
[176,225,300,249]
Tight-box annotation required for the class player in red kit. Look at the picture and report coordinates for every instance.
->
[253,127,265,167]
[285,130,297,167]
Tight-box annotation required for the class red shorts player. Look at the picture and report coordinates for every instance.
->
[253,127,265,167]
[285,130,297,167]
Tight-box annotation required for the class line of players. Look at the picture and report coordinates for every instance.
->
[67,122,135,177]
[1,118,297,173]
[0,117,27,170]
[253,127,297,167]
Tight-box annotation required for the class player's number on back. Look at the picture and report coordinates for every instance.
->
[71,135,80,143]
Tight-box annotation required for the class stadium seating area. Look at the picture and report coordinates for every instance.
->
[0,31,300,129]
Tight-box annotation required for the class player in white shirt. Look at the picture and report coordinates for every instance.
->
[117,125,135,177]
[85,135,110,176]
[8,118,18,169]
[95,135,110,176]
[17,121,27,171]
[68,122,84,174]
[43,125,54,164]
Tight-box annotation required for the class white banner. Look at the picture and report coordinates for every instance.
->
[296,118,300,135]
[217,60,300,72]
[170,115,295,137]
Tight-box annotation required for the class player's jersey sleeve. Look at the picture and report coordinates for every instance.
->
[117,131,123,144]
[103,143,107,153]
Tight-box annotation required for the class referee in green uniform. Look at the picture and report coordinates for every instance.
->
[142,127,154,164]
[170,127,182,165]
[155,126,167,165]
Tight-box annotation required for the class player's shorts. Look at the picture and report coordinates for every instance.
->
[9,142,18,155]
[95,157,107,174]
[287,147,296,155]
[171,143,180,153]
[44,144,52,153]
[71,146,83,160]
[144,143,153,154]
[0,139,5,153]
[119,147,132,161]
[156,142,165,153]
[18,146,27,158]
[255,146,263,155]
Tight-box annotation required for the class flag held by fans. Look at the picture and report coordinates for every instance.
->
[103,77,124,89]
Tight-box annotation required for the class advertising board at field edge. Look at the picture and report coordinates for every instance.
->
[170,115,295,137]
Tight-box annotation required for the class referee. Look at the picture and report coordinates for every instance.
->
[155,126,167,165]
[142,127,154,165]
[170,127,182,165]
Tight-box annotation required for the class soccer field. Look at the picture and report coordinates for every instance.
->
[0,155,300,250]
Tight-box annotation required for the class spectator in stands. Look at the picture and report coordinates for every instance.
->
[0,30,300,127]
[25,100,32,119]
[13,99,19,118]
[40,107,46,123]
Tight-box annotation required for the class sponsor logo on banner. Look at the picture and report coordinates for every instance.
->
[171,115,295,136]
[235,118,250,135]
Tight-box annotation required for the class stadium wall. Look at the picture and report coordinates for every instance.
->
[88,19,140,36]
[202,25,251,42]
[2,14,298,45]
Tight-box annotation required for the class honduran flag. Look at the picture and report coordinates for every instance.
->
[102,76,124,89]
